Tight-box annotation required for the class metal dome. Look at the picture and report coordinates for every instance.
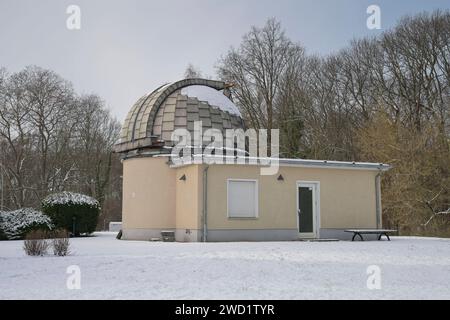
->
[115,78,245,153]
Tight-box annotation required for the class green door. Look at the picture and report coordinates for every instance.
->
[297,183,317,238]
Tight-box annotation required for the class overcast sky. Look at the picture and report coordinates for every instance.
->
[1,0,450,122]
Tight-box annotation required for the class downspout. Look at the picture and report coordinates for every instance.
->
[375,170,383,229]
[202,165,209,242]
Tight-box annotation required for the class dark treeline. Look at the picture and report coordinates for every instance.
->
[0,66,122,228]
[217,11,450,236]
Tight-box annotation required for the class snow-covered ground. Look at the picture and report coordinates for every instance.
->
[0,232,449,300]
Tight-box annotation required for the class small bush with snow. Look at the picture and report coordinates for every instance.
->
[0,208,53,240]
[42,191,100,236]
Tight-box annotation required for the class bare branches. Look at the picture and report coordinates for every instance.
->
[420,189,449,227]
[184,64,202,79]
[0,66,121,215]
[217,19,305,134]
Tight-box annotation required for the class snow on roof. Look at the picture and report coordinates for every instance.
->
[169,155,391,171]
[42,191,100,208]
[181,85,241,117]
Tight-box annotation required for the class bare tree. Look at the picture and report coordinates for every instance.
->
[20,67,78,199]
[73,94,121,207]
[184,64,203,79]
[0,66,122,229]
[217,18,305,153]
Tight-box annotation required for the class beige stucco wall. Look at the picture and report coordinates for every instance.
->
[175,164,202,230]
[122,157,202,240]
[205,164,378,230]
[122,157,176,230]
[122,157,379,240]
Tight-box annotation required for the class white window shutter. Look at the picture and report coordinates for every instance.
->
[227,180,258,218]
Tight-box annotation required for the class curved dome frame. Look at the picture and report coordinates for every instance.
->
[115,78,244,154]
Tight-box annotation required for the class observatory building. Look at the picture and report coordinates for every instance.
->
[115,78,390,242]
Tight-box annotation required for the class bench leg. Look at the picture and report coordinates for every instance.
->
[378,233,391,241]
[352,233,364,241]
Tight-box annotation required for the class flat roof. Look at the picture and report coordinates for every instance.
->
[160,154,391,171]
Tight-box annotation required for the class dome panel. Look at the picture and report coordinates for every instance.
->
[115,78,245,153]
[180,85,241,117]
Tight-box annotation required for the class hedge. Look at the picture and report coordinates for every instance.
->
[0,208,53,240]
[42,192,100,236]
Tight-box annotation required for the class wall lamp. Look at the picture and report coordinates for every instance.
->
[277,174,284,181]
[179,174,187,181]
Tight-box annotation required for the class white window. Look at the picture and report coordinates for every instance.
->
[227,179,258,218]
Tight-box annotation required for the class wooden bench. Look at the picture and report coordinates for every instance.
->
[344,229,397,241]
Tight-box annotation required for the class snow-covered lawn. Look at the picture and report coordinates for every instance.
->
[0,232,449,300]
